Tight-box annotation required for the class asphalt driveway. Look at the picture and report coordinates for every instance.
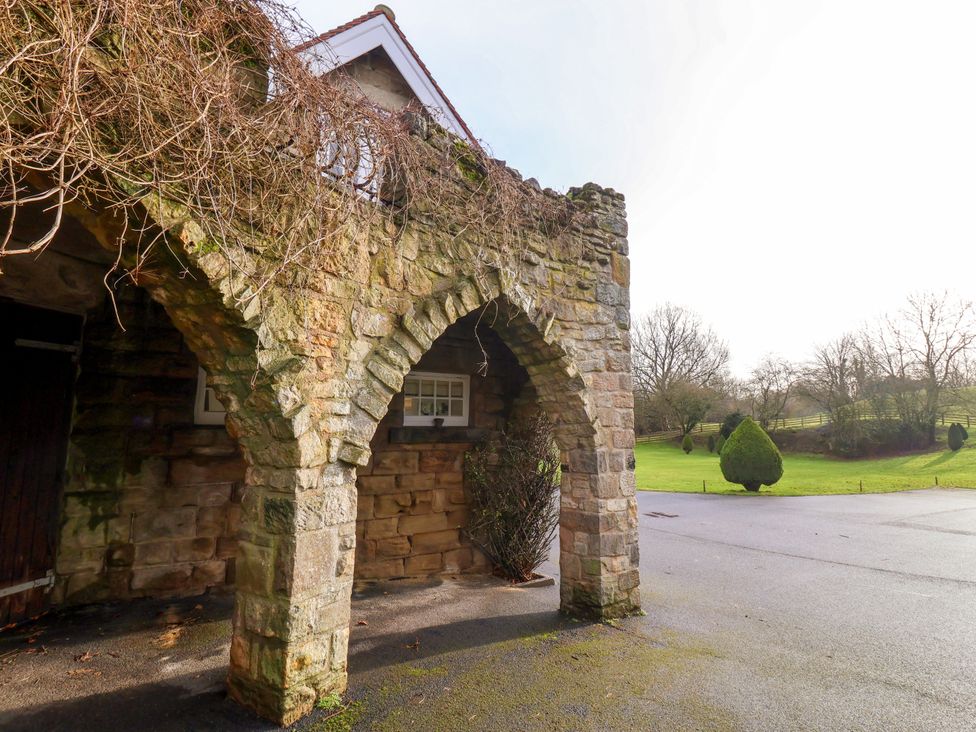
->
[1,488,974,731]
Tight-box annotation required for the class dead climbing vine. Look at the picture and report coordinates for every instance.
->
[0,0,577,305]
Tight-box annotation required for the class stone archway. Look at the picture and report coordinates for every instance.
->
[2,170,636,727]
[6,199,348,725]
[339,276,641,618]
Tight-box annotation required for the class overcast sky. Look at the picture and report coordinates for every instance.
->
[297,1,976,376]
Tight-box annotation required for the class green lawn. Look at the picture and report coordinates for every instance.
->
[635,440,976,495]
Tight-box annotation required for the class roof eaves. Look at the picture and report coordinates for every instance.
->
[294,10,480,149]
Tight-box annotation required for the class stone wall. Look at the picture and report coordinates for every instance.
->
[355,313,532,580]
[54,286,245,605]
[27,117,640,725]
[54,293,543,605]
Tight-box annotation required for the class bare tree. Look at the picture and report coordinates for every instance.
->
[631,304,730,434]
[747,356,797,429]
[632,304,729,392]
[660,380,717,437]
[800,334,862,421]
[859,292,976,444]
[799,334,864,454]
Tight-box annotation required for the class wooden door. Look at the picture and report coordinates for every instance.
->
[0,301,81,627]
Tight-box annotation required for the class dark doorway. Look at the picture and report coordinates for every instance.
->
[0,301,82,626]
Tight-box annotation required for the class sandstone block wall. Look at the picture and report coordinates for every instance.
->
[355,313,532,580]
[54,287,245,605]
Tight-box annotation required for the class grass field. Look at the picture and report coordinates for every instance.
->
[635,440,976,495]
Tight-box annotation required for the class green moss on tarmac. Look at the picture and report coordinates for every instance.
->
[362,623,736,731]
[180,618,232,647]
[403,665,448,678]
[307,701,367,732]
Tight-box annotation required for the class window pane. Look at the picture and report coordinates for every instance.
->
[436,399,450,415]
[450,399,463,416]
[404,397,418,416]
[436,381,449,397]
[450,382,463,397]
[421,380,434,396]
[404,379,419,396]
[420,398,435,416]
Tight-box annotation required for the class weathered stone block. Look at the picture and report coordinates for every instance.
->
[170,456,245,485]
[191,559,227,587]
[131,565,193,592]
[356,494,374,520]
[198,506,228,537]
[411,529,460,553]
[364,517,399,539]
[397,513,449,536]
[134,541,174,565]
[356,474,397,495]
[435,472,463,489]
[397,472,435,490]
[419,450,462,473]
[376,536,411,558]
[374,493,412,518]
[175,537,217,562]
[355,558,404,579]
[235,541,274,595]
[216,536,238,559]
[132,507,197,542]
[442,547,473,573]
[198,483,234,506]
[371,451,419,475]
[405,553,443,574]
[408,490,433,515]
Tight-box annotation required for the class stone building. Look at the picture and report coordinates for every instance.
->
[0,5,640,725]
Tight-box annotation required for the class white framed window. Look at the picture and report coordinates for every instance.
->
[194,367,227,426]
[402,372,469,427]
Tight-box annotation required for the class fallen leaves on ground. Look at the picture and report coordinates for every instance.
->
[152,626,185,649]
[67,668,102,677]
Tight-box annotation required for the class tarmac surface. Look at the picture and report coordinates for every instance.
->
[1,487,974,731]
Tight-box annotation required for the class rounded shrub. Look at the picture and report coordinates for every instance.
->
[720,411,746,438]
[960,423,970,441]
[715,434,726,454]
[719,417,784,492]
[707,434,716,453]
[682,434,694,454]
[948,422,964,451]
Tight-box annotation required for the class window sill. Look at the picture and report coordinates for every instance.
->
[389,427,489,444]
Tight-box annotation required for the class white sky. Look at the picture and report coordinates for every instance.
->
[297,1,976,377]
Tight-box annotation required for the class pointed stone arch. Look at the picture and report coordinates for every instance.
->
[335,272,640,620]
[50,200,347,725]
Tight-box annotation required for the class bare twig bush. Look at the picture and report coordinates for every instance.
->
[0,0,571,300]
[463,412,560,583]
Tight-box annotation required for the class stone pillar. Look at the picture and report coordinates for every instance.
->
[558,446,640,619]
[226,450,357,724]
[488,307,641,620]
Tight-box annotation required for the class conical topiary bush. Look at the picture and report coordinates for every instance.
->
[948,422,964,451]
[682,434,694,454]
[719,417,784,492]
